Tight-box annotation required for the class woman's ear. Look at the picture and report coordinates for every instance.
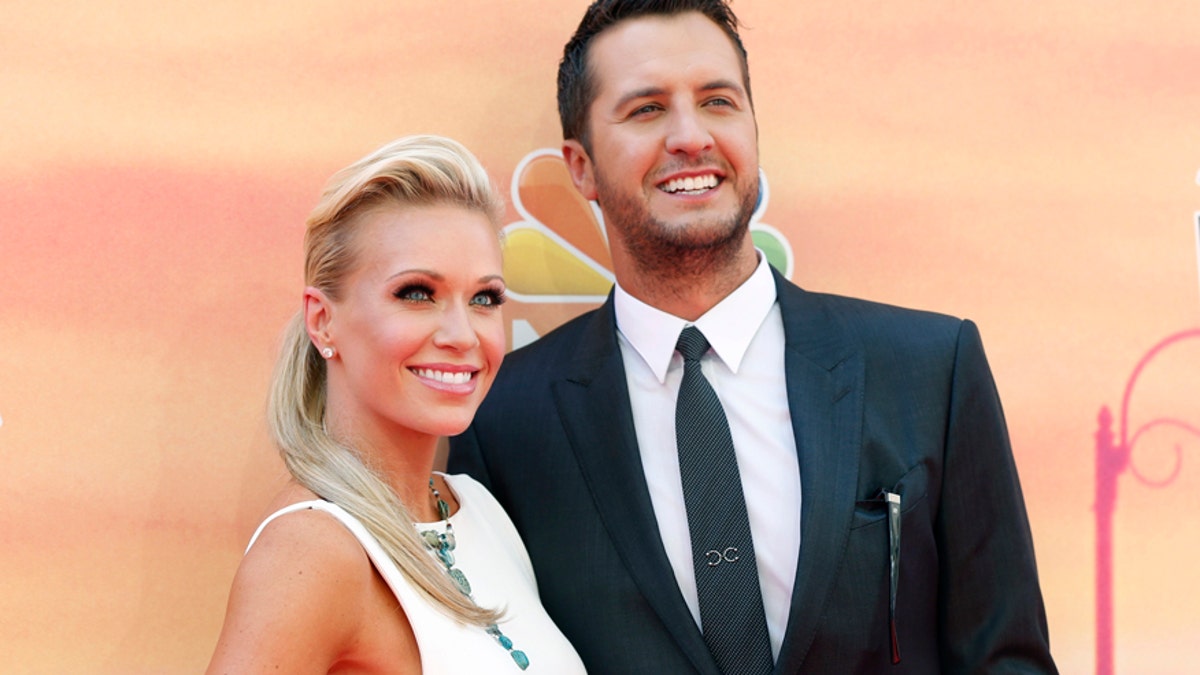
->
[303,286,334,356]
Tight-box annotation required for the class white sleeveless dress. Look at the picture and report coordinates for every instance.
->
[246,473,586,674]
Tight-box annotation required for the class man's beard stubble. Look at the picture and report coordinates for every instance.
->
[594,169,759,286]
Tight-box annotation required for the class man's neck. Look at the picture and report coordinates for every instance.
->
[613,243,759,322]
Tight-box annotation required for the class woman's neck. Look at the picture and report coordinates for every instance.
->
[323,412,442,521]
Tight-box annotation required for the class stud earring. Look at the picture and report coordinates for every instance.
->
[321,347,335,359]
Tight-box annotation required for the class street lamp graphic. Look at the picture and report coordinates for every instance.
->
[1093,205,1200,674]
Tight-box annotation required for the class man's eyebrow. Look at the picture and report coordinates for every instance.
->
[611,79,746,112]
[612,86,667,113]
[699,79,745,96]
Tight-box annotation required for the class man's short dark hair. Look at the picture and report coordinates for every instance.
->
[557,0,752,151]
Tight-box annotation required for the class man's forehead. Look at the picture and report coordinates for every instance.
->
[587,12,745,97]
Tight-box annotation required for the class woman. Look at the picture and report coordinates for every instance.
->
[207,135,585,673]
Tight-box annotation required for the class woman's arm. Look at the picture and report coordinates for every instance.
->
[206,508,400,674]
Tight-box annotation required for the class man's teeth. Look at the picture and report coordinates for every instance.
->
[414,368,472,384]
[662,174,719,194]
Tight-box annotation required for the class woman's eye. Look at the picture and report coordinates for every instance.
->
[471,289,507,307]
[394,285,434,302]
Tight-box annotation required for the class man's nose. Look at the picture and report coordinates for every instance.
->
[664,108,714,156]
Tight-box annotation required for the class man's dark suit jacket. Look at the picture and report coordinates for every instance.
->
[449,269,1056,674]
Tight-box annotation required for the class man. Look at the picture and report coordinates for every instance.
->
[450,1,1057,672]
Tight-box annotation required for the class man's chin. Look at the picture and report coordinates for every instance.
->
[657,215,748,247]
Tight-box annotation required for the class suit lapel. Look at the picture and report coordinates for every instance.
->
[771,272,866,672]
[551,297,722,675]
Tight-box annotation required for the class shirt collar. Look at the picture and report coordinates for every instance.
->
[614,252,778,383]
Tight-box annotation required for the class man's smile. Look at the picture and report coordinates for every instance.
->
[659,173,721,195]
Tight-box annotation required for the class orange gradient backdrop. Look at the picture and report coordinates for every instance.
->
[2,1,1198,672]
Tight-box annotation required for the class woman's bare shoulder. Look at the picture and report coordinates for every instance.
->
[207,492,375,673]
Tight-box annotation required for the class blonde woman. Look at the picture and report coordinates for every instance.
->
[207,136,585,674]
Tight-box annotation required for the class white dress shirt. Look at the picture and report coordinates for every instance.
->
[613,254,802,659]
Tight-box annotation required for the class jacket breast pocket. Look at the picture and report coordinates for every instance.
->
[851,461,930,529]
[840,461,938,666]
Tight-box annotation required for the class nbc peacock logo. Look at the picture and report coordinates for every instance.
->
[501,149,793,349]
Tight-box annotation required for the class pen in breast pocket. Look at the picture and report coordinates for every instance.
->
[882,490,901,664]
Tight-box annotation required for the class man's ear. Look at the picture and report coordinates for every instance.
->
[303,286,334,352]
[561,140,598,201]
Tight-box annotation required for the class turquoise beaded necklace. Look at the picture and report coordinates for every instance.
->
[420,479,530,671]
